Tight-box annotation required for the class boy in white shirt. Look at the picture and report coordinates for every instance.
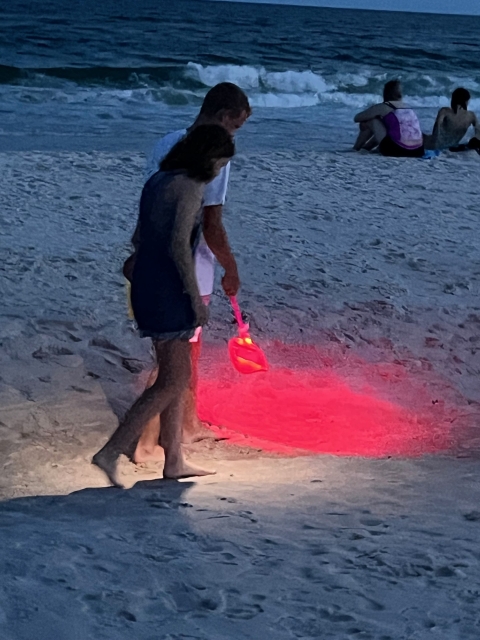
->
[127,82,251,463]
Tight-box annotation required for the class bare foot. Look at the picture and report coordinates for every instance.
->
[92,451,124,488]
[133,444,165,464]
[163,457,216,480]
[182,420,216,444]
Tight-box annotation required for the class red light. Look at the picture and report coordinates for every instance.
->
[228,296,268,375]
[198,343,458,457]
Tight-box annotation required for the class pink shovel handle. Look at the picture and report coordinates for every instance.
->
[230,296,249,337]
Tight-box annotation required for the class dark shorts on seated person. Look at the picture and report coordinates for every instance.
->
[379,136,425,158]
[449,137,480,153]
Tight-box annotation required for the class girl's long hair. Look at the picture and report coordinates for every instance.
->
[160,124,235,181]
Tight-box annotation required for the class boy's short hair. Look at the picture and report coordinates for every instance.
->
[200,82,252,118]
[451,87,471,114]
[383,80,403,102]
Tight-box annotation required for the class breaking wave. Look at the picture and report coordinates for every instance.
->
[1,62,479,110]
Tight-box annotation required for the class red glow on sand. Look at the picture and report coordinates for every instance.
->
[198,343,454,457]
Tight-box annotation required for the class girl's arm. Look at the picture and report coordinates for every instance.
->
[354,104,385,123]
[170,179,208,325]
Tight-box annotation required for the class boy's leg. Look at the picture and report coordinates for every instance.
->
[93,340,189,487]
[132,366,163,463]
[182,335,212,443]
[182,294,214,443]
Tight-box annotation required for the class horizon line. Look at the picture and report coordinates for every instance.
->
[205,0,480,18]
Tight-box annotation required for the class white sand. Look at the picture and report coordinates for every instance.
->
[1,149,480,638]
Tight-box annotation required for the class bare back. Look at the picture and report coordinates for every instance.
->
[425,107,479,150]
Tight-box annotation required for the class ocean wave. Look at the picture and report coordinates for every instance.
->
[186,62,333,94]
[0,62,479,111]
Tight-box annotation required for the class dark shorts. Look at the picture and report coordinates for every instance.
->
[380,137,425,158]
[449,137,480,153]
[139,328,195,342]
[131,253,197,340]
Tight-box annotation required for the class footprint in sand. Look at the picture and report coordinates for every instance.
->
[318,606,356,623]
[358,517,390,536]
[32,345,83,368]
[224,588,265,620]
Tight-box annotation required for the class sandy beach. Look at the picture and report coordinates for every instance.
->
[1,148,480,638]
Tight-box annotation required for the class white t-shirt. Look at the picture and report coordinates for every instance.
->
[145,129,230,296]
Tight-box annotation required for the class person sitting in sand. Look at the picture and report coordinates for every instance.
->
[353,80,424,157]
[124,83,251,465]
[93,125,235,487]
[423,88,480,151]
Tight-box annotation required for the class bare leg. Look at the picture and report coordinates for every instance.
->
[161,394,215,479]
[354,123,375,151]
[182,337,214,443]
[133,367,163,463]
[132,336,211,461]
[363,135,379,151]
[369,118,387,147]
[93,340,191,487]
[354,120,387,151]
[133,418,163,463]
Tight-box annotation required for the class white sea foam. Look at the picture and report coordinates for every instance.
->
[185,63,480,110]
[1,62,480,124]
[187,62,332,107]
[250,92,320,108]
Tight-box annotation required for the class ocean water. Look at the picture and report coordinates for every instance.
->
[1,0,479,152]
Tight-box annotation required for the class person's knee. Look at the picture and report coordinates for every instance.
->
[161,356,191,391]
[468,137,480,150]
[152,367,189,396]
[359,122,369,131]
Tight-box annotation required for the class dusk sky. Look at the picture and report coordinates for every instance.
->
[228,0,480,15]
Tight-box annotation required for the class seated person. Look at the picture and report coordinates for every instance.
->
[424,88,480,151]
[354,80,424,157]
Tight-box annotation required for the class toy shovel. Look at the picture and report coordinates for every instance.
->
[228,296,268,374]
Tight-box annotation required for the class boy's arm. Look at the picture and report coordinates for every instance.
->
[431,107,447,134]
[203,204,240,297]
[171,183,207,325]
[202,164,240,297]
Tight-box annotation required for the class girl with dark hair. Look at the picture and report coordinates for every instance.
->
[138,83,250,455]
[160,124,236,180]
[424,87,480,151]
[93,125,234,487]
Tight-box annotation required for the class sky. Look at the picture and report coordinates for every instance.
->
[225,0,480,15]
